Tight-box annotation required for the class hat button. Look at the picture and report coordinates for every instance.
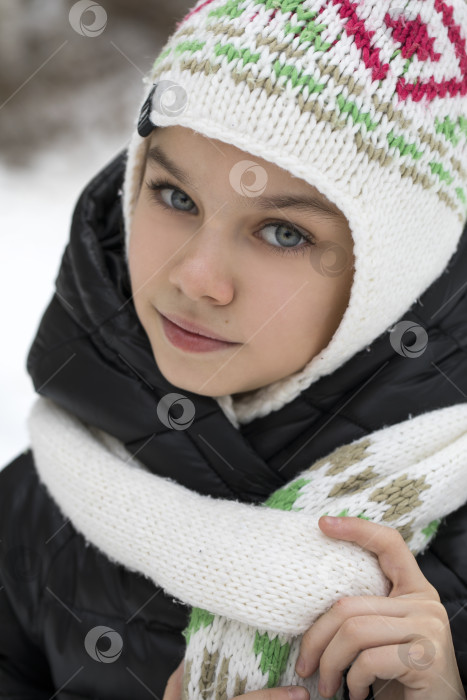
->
[137,83,158,137]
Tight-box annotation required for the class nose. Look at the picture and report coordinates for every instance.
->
[168,224,235,304]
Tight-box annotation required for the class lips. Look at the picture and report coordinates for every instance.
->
[159,312,239,353]
[159,311,234,343]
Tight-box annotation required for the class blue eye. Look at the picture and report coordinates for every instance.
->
[161,185,194,212]
[145,179,316,257]
[147,179,196,213]
[259,223,312,257]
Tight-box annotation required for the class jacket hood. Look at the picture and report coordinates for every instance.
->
[26,148,467,503]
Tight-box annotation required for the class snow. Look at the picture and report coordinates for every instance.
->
[0,133,130,469]
[0,0,179,469]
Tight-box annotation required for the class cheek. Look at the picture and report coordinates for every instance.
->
[271,274,346,346]
[128,203,177,284]
[329,258,354,315]
[250,286,310,349]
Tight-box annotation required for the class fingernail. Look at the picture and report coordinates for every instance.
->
[321,516,341,524]
[288,685,309,700]
[295,656,307,675]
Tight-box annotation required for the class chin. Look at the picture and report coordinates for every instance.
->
[154,360,226,398]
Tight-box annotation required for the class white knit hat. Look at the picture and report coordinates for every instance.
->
[121,0,467,427]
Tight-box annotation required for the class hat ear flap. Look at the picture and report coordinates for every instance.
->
[122,130,151,262]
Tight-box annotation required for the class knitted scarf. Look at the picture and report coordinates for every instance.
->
[27,394,467,700]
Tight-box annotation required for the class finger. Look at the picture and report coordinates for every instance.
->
[312,615,426,697]
[296,595,420,677]
[318,516,436,597]
[163,659,185,700]
[230,685,310,700]
[345,641,434,700]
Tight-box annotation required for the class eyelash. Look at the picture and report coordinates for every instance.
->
[145,178,316,257]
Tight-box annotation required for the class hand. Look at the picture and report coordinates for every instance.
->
[162,658,312,700]
[163,659,185,700]
[294,515,466,700]
[229,685,310,700]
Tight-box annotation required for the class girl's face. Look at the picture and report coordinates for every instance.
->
[128,125,355,400]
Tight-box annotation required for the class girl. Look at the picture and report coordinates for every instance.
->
[2,1,467,699]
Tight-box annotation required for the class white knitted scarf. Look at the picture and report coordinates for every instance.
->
[27,395,467,700]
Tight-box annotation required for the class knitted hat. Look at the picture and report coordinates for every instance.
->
[121,0,467,427]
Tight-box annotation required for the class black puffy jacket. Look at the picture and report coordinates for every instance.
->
[1,150,467,700]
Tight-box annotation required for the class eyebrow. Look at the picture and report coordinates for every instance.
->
[146,144,345,220]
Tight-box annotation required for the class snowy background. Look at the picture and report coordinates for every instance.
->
[0,0,192,468]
